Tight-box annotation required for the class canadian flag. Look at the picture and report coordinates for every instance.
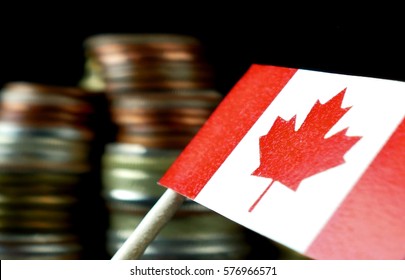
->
[159,64,405,260]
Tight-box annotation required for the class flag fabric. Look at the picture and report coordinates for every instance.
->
[158,64,405,260]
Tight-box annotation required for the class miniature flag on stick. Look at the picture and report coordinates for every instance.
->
[159,64,405,260]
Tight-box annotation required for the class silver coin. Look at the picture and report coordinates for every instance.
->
[0,170,81,185]
[0,135,90,153]
[0,219,74,230]
[0,89,92,109]
[0,232,78,244]
[0,184,77,195]
[0,159,91,173]
[0,242,82,260]
[102,64,213,81]
[0,194,78,208]
[112,97,220,110]
[105,142,181,156]
[0,123,93,141]
[0,146,88,162]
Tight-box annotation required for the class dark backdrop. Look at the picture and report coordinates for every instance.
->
[0,9,404,95]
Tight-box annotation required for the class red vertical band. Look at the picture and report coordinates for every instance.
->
[306,118,405,259]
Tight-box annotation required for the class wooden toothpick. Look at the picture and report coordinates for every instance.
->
[111,189,185,260]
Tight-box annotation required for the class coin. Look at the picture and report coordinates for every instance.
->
[0,241,82,260]
[0,122,94,142]
[84,33,201,50]
[0,80,104,260]
[115,133,194,149]
[0,135,90,154]
[0,108,90,126]
[111,113,210,127]
[104,142,181,157]
[0,144,88,162]
[117,123,201,136]
[0,170,81,185]
[0,194,78,208]
[110,91,221,109]
[0,89,93,114]
[102,64,213,81]
[3,82,94,99]
[0,232,78,244]
[0,209,74,231]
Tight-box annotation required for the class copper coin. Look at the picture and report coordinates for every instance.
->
[102,66,213,81]
[116,133,194,149]
[101,60,212,76]
[88,43,202,55]
[0,184,77,195]
[111,111,209,126]
[84,33,201,49]
[0,220,74,231]
[94,49,203,65]
[3,82,93,99]
[111,107,214,118]
[1,86,94,112]
[0,100,93,116]
[110,91,222,110]
[0,208,72,221]
[105,79,214,91]
[0,193,78,208]
[0,108,90,125]
[118,123,202,135]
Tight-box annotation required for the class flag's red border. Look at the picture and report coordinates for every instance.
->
[306,118,405,259]
[159,64,297,198]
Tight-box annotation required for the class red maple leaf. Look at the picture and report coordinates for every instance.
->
[249,88,361,212]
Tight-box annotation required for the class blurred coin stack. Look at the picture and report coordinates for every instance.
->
[83,33,251,259]
[0,82,104,259]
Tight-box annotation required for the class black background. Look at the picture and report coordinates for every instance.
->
[0,7,404,95]
[0,6,403,259]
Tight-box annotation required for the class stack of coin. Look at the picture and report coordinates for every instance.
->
[109,89,222,149]
[83,33,252,259]
[83,33,221,149]
[83,34,214,91]
[102,143,251,259]
[0,82,102,259]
